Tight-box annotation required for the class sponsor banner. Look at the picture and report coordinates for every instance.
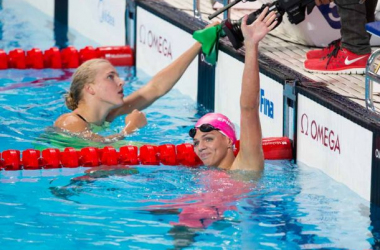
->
[136,7,198,101]
[297,94,373,200]
[68,0,126,46]
[215,51,283,137]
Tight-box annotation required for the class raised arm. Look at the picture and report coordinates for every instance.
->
[232,8,277,171]
[106,42,201,121]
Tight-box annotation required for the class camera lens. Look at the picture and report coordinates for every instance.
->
[221,3,283,50]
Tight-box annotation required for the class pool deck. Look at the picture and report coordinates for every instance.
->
[166,0,380,113]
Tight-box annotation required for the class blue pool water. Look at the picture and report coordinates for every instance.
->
[0,65,378,249]
[0,67,197,151]
[0,1,379,249]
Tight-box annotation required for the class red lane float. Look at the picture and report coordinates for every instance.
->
[0,45,134,70]
[26,48,44,69]
[96,46,133,66]
[22,149,41,169]
[119,146,139,165]
[61,147,80,168]
[139,145,159,165]
[79,46,98,64]
[158,144,177,166]
[177,143,202,167]
[2,150,20,170]
[234,137,293,160]
[8,49,26,69]
[44,47,62,69]
[0,50,7,69]
[262,137,293,160]
[0,137,293,171]
[42,148,61,169]
[61,46,80,68]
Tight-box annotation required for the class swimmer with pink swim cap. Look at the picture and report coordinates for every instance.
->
[189,6,277,171]
[189,112,238,168]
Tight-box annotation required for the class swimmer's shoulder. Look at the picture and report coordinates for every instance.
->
[54,112,89,133]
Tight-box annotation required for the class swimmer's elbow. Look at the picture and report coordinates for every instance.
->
[240,106,257,112]
[240,97,260,111]
[240,104,260,113]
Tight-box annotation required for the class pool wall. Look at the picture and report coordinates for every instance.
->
[23,0,54,16]
[6,0,380,205]
[69,0,126,46]
[22,0,127,48]
[136,6,199,101]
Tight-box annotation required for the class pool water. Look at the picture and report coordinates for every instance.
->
[0,1,379,249]
[0,157,377,249]
[0,66,378,249]
[0,67,198,151]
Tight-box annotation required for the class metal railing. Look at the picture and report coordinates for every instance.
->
[223,0,231,20]
[365,49,380,113]
[193,0,202,20]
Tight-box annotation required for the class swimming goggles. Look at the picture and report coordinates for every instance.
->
[189,124,219,138]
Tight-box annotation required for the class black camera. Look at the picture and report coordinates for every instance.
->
[210,0,315,49]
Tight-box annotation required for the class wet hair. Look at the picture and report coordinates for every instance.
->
[65,59,110,110]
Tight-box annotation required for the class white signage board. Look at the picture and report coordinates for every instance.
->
[215,51,283,137]
[23,0,54,17]
[2,0,55,50]
[297,94,373,200]
[69,0,126,46]
[136,6,198,101]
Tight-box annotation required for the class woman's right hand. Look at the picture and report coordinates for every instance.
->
[123,109,147,135]
[241,7,277,47]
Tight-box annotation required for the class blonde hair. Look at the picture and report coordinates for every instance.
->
[65,59,110,110]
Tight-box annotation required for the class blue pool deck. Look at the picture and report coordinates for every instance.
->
[168,0,380,112]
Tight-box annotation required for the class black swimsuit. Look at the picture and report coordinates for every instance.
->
[76,114,88,123]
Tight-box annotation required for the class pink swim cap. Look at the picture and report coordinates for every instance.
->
[195,113,237,143]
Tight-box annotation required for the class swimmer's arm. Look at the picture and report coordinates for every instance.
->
[107,21,221,121]
[232,43,264,171]
[231,45,264,172]
[231,10,276,171]
[60,127,126,143]
[84,132,125,143]
[106,42,202,121]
